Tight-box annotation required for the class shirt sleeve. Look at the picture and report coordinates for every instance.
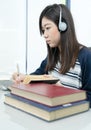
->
[78,47,91,107]
[30,58,48,75]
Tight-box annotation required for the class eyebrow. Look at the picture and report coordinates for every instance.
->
[42,23,52,28]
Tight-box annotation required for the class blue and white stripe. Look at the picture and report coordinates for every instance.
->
[48,59,82,89]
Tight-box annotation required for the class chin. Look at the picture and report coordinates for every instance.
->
[49,45,57,48]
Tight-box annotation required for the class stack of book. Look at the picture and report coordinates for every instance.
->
[4,76,90,121]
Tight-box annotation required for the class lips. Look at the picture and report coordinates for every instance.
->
[46,40,50,44]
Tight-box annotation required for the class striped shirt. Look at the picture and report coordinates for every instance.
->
[48,60,82,89]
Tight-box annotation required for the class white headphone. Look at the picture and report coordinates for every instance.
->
[58,6,67,32]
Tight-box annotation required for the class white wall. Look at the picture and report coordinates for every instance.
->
[0,0,26,74]
[71,0,91,47]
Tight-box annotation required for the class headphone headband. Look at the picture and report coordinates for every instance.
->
[58,6,67,32]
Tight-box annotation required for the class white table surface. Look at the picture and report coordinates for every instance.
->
[0,90,91,130]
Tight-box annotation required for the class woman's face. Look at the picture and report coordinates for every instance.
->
[41,17,61,48]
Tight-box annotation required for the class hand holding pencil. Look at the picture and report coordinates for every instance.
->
[12,64,25,83]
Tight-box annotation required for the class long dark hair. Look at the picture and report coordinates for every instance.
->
[39,4,82,74]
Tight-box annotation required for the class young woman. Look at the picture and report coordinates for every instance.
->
[13,4,91,107]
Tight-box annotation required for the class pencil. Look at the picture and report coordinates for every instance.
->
[16,64,20,76]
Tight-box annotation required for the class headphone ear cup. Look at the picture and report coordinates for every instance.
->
[59,21,67,32]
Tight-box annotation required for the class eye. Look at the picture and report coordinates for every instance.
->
[46,27,51,30]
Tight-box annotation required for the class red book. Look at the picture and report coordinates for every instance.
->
[10,83,87,106]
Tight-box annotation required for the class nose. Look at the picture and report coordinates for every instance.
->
[43,30,48,39]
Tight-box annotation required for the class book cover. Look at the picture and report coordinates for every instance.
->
[23,75,59,84]
[10,83,87,106]
[4,93,90,122]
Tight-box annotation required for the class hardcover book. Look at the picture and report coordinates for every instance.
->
[10,83,87,106]
[4,93,89,122]
[23,74,59,84]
